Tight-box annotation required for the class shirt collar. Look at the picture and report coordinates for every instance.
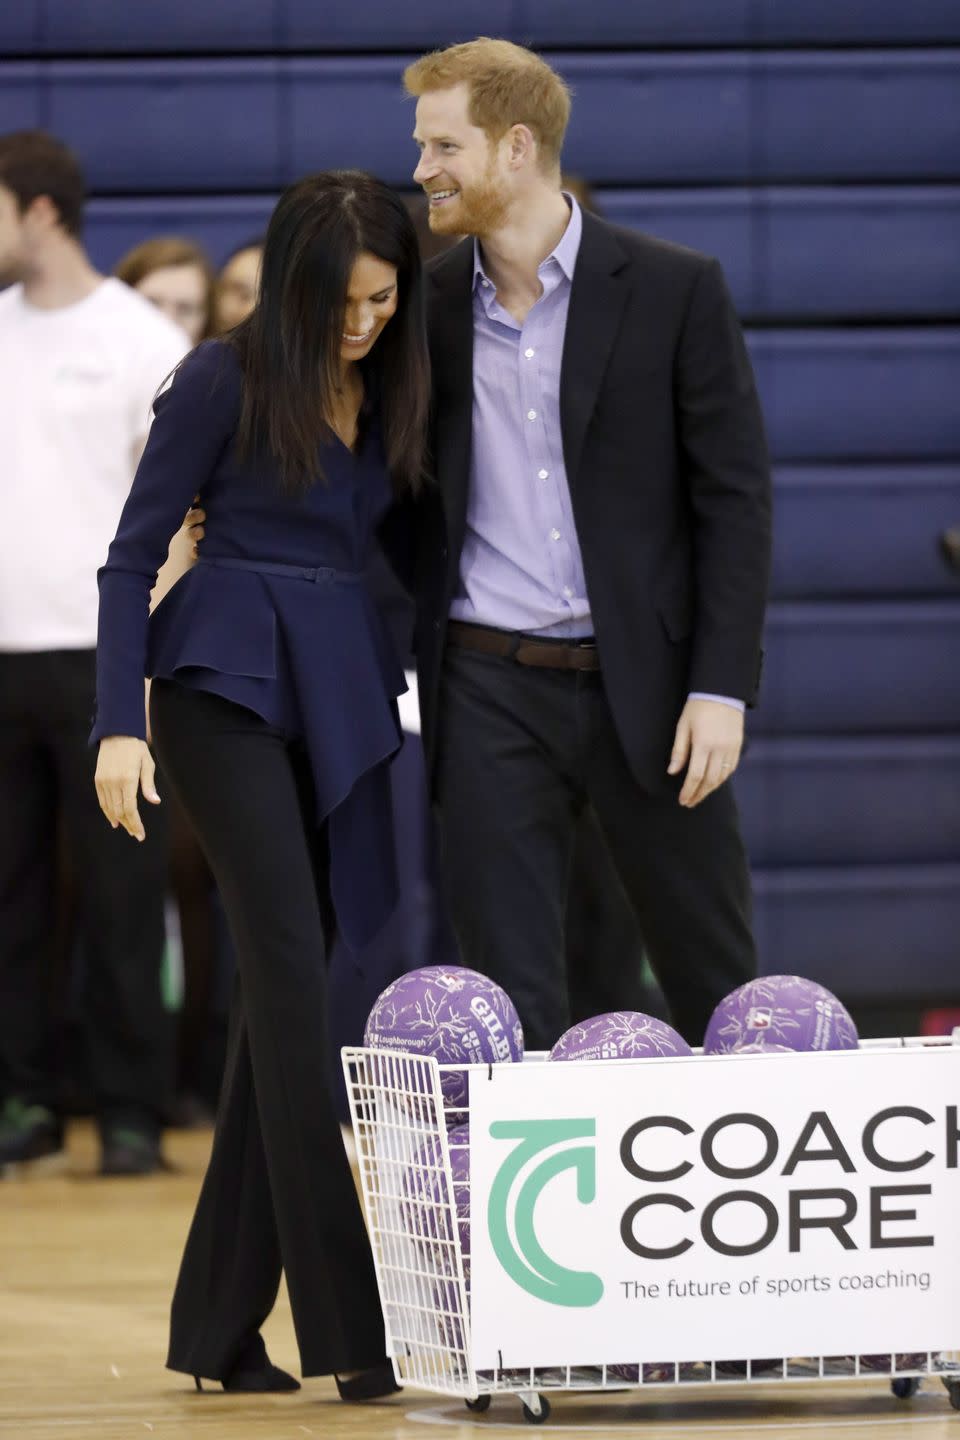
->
[473,192,583,294]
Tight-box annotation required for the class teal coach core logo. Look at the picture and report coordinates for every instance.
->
[487,1119,604,1307]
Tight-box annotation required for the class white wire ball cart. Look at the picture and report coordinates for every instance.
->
[342,1034,960,1425]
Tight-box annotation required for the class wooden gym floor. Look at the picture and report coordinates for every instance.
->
[0,1123,956,1440]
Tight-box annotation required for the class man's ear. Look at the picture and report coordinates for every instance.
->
[507,124,536,169]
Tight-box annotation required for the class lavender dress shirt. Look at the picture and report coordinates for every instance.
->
[448,197,742,712]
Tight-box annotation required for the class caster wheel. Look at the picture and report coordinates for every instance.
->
[946,1379,960,1411]
[891,1377,920,1399]
[521,1395,551,1425]
[466,1395,491,1412]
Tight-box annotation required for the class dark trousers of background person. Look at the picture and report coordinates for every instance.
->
[435,648,756,1053]
[150,680,387,1380]
[0,650,171,1137]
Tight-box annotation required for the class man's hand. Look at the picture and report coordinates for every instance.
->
[187,502,206,557]
[95,737,161,841]
[668,698,744,808]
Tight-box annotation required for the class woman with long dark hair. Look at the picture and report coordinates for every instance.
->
[92,171,429,1398]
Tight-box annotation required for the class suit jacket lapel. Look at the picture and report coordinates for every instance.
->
[426,240,475,565]
[560,212,631,491]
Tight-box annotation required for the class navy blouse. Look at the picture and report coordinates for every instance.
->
[93,339,407,950]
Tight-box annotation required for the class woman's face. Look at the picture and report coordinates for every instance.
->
[340,251,399,366]
[216,246,262,331]
[136,263,209,344]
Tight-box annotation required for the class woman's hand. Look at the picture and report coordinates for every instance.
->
[95,737,161,841]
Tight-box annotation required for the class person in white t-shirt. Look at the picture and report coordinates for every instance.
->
[0,130,187,1176]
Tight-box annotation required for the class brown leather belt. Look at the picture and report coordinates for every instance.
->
[446,620,601,671]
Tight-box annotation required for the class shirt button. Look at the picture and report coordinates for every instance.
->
[538,469,549,480]
[524,347,535,359]
[550,528,561,542]
[527,409,537,421]
[563,586,573,598]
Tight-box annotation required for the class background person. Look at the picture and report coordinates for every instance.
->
[0,130,187,1176]
[114,235,216,345]
[213,236,264,333]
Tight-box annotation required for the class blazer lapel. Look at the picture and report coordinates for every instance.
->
[560,213,631,491]
[426,240,475,563]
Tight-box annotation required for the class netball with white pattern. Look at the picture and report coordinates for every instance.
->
[703,975,858,1055]
[364,965,523,1108]
[549,1011,692,1062]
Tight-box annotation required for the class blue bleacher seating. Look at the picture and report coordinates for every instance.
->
[604,187,960,319]
[6,52,958,192]
[43,61,284,191]
[752,865,960,1002]
[2,7,958,1012]
[755,602,960,735]
[0,65,43,135]
[81,187,960,323]
[4,0,960,54]
[736,738,960,867]
[771,466,960,599]
[84,198,276,273]
[748,329,960,462]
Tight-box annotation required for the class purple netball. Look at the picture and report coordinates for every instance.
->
[407,1125,472,1351]
[703,976,859,1055]
[549,1011,692,1062]
[364,965,523,1109]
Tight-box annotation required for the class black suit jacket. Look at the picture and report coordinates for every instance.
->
[411,211,772,792]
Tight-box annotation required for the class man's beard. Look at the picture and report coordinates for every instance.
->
[428,167,509,238]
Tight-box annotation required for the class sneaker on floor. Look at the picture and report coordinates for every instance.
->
[99,1127,165,1177]
[0,1099,65,1176]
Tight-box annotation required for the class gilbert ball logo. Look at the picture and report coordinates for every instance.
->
[486,1118,603,1307]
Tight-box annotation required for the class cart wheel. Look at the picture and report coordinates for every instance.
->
[891,1377,921,1400]
[466,1395,491,1412]
[945,1379,960,1411]
[521,1395,551,1425]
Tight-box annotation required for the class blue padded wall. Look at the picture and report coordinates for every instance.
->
[752,867,960,1002]
[748,330,960,461]
[4,1,960,53]
[756,604,960,736]
[6,53,959,191]
[771,467,960,599]
[82,187,960,322]
[2,7,958,1013]
[736,738,960,866]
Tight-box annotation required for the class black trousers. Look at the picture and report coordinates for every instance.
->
[0,651,170,1129]
[435,648,757,1052]
[150,680,387,1380]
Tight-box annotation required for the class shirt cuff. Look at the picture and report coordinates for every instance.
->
[688,692,745,713]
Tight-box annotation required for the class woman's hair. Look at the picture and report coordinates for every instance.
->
[114,235,217,339]
[403,38,571,174]
[231,171,429,497]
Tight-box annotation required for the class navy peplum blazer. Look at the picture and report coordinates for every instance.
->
[93,339,408,950]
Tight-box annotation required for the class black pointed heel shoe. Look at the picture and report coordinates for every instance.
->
[334,1360,401,1402]
[193,1334,300,1393]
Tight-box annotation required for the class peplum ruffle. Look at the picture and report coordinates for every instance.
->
[148,556,407,951]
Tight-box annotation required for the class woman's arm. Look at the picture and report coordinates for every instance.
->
[93,343,238,838]
[93,342,239,744]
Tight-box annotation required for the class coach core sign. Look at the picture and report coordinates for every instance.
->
[468,1048,960,1369]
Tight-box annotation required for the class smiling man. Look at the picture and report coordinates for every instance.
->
[403,39,772,1051]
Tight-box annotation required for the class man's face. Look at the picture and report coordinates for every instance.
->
[412,84,510,238]
[0,184,29,286]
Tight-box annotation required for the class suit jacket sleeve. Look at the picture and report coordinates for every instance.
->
[92,341,239,742]
[676,258,772,703]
